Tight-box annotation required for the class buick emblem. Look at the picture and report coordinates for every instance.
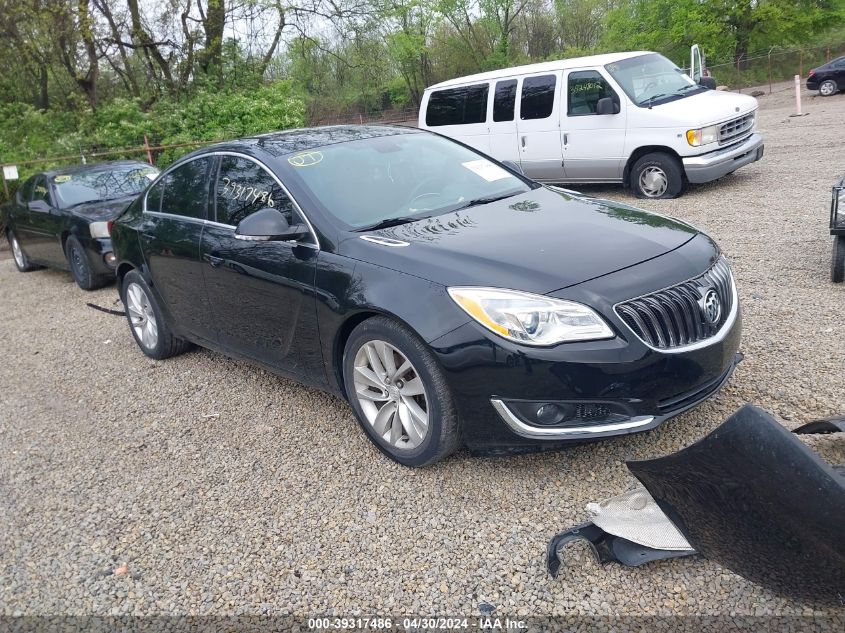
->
[700,288,722,325]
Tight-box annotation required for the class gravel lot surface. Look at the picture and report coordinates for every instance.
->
[1,83,843,624]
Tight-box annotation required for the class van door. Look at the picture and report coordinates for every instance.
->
[560,69,627,181]
[422,83,491,154]
[488,79,519,164]
[515,72,565,182]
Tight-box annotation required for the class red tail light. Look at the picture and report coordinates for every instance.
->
[808,69,815,77]
[107,220,114,235]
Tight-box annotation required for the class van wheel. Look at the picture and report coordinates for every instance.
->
[819,79,838,97]
[631,152,685,199]
[832,236,845,283]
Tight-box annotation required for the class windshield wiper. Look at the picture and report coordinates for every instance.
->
[639,93,668,108]
[354,216,422,232]
[676,84,700,93]
[451,191,521,212]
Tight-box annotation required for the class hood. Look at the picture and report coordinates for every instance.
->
[650,90,758,127]
[70,195,135,222]
[338,187,698,295]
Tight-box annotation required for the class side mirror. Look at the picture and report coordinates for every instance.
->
[235,207,308,242]
[698,76,717,90]
[501,160,523,175]
[28,200,51,213]
[596,97,620,115]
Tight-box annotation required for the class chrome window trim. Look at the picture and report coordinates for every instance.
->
[490,399,655,438]
[142,150,320,250]
[611,260,739,354]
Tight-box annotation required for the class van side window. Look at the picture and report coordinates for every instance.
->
[426,84,489,126]
[568,71,617,116]
[520,75,556,120]
[493,79,517,122]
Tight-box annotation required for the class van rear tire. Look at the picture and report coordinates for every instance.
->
[631,152,685,199]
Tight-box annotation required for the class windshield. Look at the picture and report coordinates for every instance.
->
[53,164,160,208]
[283,132,535,230]
[605,53,705,107]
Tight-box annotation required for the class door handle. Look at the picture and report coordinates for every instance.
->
[203,254,223,268]
[520,135,526,148]
[563,133,569,146]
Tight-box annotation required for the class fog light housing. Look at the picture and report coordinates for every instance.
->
[104,252,116,266]
[502,399,634,429]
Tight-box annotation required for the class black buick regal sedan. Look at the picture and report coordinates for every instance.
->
[111,125,741,466]
[2,160,159,289]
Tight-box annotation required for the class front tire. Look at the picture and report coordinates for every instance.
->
[65,235,109,290]
[121,270,192,359]
[343,316,461,467]
[631,152,685,199]
[819,79,838,97]
[832,236,845,283]
[7,229,38,272]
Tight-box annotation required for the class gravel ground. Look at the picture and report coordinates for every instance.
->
[1,83,843,624]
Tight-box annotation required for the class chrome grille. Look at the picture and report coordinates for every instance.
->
[719,112,755,145]
[615,257,734,350]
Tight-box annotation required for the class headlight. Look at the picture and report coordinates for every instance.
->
[686,124,719,147]
[448,287,614,346]
[89,221,110,238]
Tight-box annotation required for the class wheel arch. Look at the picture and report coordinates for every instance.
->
[332,309,425,400]
[623,145,684,185]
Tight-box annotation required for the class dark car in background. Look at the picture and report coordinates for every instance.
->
[2,160,159,289]
[111,126,741,467]
[807,55,845,96]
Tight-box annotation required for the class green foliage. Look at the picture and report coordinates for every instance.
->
[0,82,306,202]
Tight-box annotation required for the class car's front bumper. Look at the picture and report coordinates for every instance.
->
[81,236,117,276]
[682,133,764,184]
[428,240,742,453]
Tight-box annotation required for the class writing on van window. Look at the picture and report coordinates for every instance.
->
[220,177,276,207]
[570,81,603,94]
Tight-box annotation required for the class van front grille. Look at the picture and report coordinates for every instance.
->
[615,257,734,350]
[719,112,755,145]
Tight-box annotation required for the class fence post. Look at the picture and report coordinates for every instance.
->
[799,49,803,78]
[768,47,773,94]
[143,135,154,165]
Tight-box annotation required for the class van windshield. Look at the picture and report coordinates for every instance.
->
[605,53,705,107]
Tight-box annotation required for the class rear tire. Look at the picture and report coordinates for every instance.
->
[343,316,461,467]
[819,79,838,97]
[630,152,685,199]
[120,270,192,359]
[7,229,38,272]
[832,236,845,283]
[65,235,109,290]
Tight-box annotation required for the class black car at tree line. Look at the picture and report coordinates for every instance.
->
[110,125,742,466]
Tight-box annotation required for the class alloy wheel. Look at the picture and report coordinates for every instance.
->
[639,166,668,197]
[820,81,836,97]
[352,340,429,450]
[126,282,159,350]
[9,233,25,269]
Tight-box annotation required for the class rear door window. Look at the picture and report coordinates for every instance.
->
[159,157,214,220]
[520,74,557,120]
[426,84,489,126]
[493,79,517,122]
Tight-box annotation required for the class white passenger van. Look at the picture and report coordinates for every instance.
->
[418,51,764,199]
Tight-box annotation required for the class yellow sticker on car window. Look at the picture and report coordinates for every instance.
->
[54,175,71,183]
[288,151,323,167]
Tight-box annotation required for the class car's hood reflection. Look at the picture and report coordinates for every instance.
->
[339,186,698,294]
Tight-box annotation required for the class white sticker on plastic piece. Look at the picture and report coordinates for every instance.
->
[461,159,511,182]
[3,165,19,180]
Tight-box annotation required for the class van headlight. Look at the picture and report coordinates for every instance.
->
[448,287,614,346]
[686,124,719,146]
